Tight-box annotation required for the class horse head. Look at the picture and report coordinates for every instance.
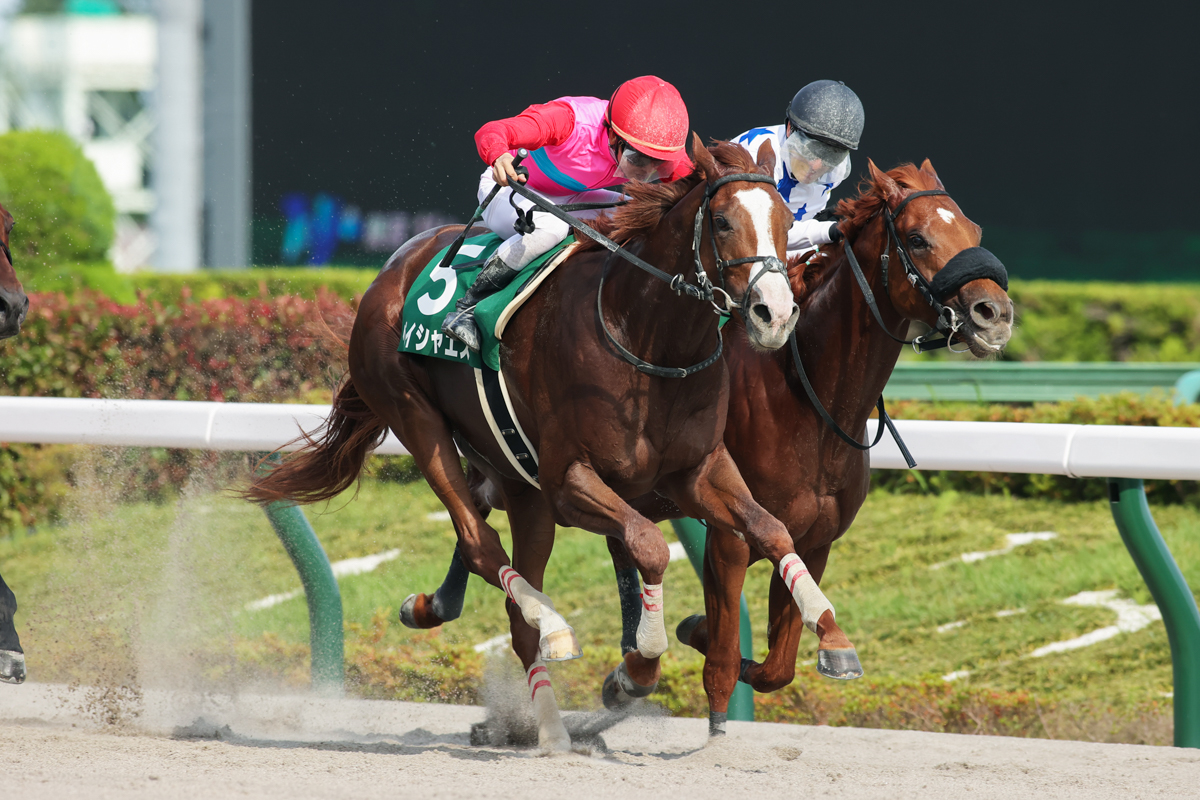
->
[0,203,29,340]
[690,136,799,351]
[854,160,1013,357]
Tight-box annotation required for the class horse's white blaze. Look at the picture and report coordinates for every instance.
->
[937,207,956,224]
[734,188,793,322]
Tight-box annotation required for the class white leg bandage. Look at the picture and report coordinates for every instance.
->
[499,566,571,638]
[635,582,668,659]
[526,660,570,752]
[779,553,834,634]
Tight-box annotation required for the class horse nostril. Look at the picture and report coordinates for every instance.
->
[972,300,998,324]
[752,304,772,325]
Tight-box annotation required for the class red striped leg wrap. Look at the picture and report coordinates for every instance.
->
[641,584,663,612]
[527,663,552,701]
[499,566,520,602]
[780,554,810,595]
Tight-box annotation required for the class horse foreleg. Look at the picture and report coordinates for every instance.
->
[605,537,641,655]
[700,526,750,736]
[0,570,25,685]
[504,497,571,752]
[554,461,671,708]
[665,445,861,680]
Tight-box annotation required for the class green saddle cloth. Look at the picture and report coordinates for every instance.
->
[398,233,573,371]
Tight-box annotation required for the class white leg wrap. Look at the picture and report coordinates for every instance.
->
[526,660,571,752]
[635,582,668,659]
[779,553,834,634]
[499,566,570,637]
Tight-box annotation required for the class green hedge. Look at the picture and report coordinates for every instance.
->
[0,130,115,271]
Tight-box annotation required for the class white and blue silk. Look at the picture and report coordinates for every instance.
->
[734,124,852,255]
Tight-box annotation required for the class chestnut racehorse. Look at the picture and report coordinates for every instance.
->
[1,201,31,685]
[409,159,1014,735]
[248,141,858,750]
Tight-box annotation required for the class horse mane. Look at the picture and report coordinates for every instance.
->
[578,141,761,250]
[799,162,943,293]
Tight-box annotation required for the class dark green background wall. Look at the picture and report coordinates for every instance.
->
[250,1,1200,280]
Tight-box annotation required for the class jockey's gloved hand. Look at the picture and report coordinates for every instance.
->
[827,221,843,244]
[813,208,841,222]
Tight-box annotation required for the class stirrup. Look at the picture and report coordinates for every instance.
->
[442,305,482,351]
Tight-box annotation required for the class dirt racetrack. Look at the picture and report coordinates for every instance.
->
[2,683,1197,799]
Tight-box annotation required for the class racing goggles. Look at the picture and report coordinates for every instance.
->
[616,144,675,183]
[783,128,848,185]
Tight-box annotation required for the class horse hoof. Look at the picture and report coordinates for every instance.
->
[601,663,658,710]
[817,648,863,680]
[398,593,446,630]
[676,614,706,650]
[0,650,25,685]
[539,627,582,662]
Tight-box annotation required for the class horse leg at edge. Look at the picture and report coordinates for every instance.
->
[605,537,642,655]
[697,527,750,735]
[400,467,497,629]
[0,570,25,685]
[503,496,572,752]
[665,444,861,680]
[554,461,671,709]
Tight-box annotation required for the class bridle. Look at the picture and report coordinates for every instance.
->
[788,187,1008,467]
[505,171,787,378]
[845,188,1008,354]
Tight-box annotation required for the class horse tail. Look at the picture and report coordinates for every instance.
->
[243,376,387,505]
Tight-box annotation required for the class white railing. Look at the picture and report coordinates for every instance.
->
[1,397,1195,480]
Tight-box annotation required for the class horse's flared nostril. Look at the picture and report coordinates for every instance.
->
[752,303,772,325]
[971,300,999,325]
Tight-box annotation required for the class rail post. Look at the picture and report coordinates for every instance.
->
[261,456,344,695]
[1108,478,1200,748]
[671,519,754,722]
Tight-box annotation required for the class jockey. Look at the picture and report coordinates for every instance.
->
[733,80,864,257]
[442,75,693,351]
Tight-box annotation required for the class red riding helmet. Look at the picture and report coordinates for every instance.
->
[606,76,689,162]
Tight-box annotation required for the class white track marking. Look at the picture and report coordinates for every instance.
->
[244,549,402,611]
[941,590,1161,681]
[1028,590,1161,657]
[668,541,688,561]
[425,510,451,521]
[936,207,956,224]
[733,188,792,318]
[474,633,512,654]
[937,620,967,633]
[930,531,1057,569]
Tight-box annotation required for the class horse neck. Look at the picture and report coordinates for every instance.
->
[599,188,722,370]
[792,216,910,424]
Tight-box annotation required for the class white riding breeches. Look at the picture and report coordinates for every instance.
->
[477,170,621,269]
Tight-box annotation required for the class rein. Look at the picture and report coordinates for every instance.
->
[506,171,781,378]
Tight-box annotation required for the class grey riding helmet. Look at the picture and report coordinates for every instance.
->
[785,80,865,151]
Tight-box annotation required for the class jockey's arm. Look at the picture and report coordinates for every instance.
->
[475,101,576,185]
[787,216,840,254]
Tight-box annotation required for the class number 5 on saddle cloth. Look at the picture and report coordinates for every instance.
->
[398,232,577,488]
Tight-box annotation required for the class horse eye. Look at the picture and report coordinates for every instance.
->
[908,233,928,249]
[714,215,732,232]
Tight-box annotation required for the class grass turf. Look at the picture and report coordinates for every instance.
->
[1,471,1195,741]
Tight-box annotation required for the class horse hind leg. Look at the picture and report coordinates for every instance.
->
[504,495,571,752]
[400,467,498,629]
[0,572,25,685]
[554,461,671,710]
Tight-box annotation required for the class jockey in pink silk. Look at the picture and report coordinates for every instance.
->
[443,76,693,352]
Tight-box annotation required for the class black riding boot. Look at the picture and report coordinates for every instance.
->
[441,253,521,351]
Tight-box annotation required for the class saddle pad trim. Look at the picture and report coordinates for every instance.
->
[474,367,541,489]
[494,241,581,341]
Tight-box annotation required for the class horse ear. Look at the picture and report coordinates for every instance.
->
[690,132,718,181]
[919,158,945,189]
[755,139,776,177]
[868,159,904,207]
